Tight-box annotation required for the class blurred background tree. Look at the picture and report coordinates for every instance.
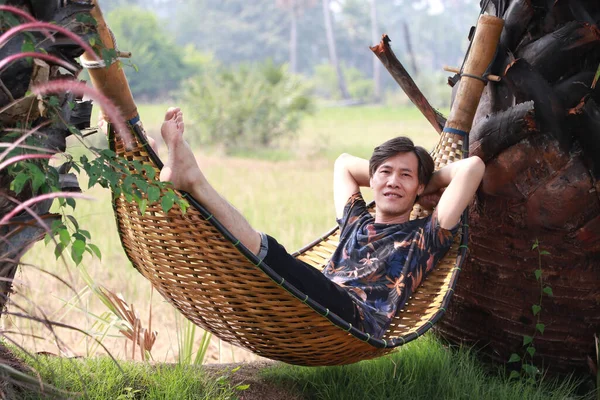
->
[95,0,479,149]
[99,0,478,102]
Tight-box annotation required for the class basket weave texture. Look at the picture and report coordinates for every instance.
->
[110,128,465,366]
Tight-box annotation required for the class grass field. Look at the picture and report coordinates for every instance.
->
[9,104,595,398]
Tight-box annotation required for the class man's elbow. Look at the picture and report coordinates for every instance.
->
[334,153,351,171]
[468,156,485,181]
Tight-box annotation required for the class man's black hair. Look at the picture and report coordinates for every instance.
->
[369,137,434,186]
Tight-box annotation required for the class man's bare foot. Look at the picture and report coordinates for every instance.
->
[159,107,204,193]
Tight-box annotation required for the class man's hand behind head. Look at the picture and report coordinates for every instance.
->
[418,189,444,212]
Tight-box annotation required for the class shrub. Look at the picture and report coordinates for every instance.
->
[182,60,314,151]
[312,63,374,101]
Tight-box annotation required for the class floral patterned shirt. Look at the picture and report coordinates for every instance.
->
[323,192,458,339]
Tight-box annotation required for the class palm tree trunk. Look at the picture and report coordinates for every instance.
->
[432,0,600,375]
[289,2,298,73]
[370,0,381,102]
[402,20,418,77]
[322,0,350,100]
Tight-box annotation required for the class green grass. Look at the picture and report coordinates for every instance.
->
[18,355,241,399]
[262,335,592,400]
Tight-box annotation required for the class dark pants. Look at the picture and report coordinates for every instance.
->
[261,234,361,327]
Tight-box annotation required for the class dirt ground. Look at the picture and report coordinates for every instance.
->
[202,361,305,400]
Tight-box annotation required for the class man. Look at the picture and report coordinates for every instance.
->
[159,107,485,339]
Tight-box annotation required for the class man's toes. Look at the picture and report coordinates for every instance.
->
[164,107,180,122]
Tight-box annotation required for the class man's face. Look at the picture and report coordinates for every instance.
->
[370,152,424,224]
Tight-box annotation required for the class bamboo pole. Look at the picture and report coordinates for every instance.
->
[445,15,505,136]
[81,0,138,122]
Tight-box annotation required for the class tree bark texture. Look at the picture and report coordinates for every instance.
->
[0,1,92,314]
[432,0,600,375]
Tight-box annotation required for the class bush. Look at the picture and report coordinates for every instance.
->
[312,63,374,102]
[182,60,314,151]
[106,7,213,100]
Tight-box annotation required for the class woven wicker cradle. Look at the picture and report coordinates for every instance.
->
[88,2,503,368]
[109,123,468,366]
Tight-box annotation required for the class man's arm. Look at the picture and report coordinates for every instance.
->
[421,156,485,229]
[333,153,370,219]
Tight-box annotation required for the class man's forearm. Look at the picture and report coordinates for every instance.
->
[336,153,370,187]
[333,154,370,218]
[422,158,478,195]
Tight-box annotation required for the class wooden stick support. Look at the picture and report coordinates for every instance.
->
[370,35,446,135]
[445,15,505,135]
[443,65,501,82]
[81,0,138,122]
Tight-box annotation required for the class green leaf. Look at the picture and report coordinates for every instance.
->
[526,347,536,357]
[54,243,66,259]
[508,353,521,363]
[21,40,35,54]
[531,240,538,250]
[100,149,116,158]
[101,48,118,68]
[231,366,241,373]
[131,161,143,172]
[531,304,541,316]
[178,198,190,214]
[71,239,86,265]
[76,13,97,26]
[72,232,87,243]
[88,172,100,188]
[88,244,102,260]
[148,186,161,203]
[522,364,538,377]
[51,220,65,231]
[123,175,135,191]
[236,384,250,391]
[509,370,520,380]
[133,177,148,193]
[47,96,60,108]
[29,165,46,192]
[79,230,91,240]
[59,229,71,246]
[68,125,80,136]
[523,335,533,346]
[66,215,79,230]
[534,269,542,281]
[161,194,175,213]
[11,173,30,194]
[142,165,156,180]
[44,233,53,245]
[543,286,553,297]
[139,199,148,215]
[66,197,76,210]
[592,62,600,89]
[536,323,545,335]
[539,250,550,256]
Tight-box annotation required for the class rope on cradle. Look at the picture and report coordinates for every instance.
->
[80,28,130,69]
